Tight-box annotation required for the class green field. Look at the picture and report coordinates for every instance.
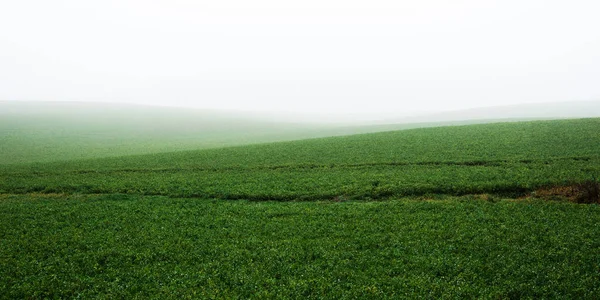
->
[0,101,339,165]
[0,101,541,165]
[1,194,599,298]
[2,118,599,200]
[1,118,599,298]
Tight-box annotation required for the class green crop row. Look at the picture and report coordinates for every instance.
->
[2,158,599,200]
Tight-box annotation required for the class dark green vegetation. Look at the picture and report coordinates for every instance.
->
[1,118,599,298]
[2,118,599,200]
[1,194,599,298]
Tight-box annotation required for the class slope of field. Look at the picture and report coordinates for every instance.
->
[0,101,343,164]
[3,100,599,165]
[2,118,599,199]
[1,101,511,165]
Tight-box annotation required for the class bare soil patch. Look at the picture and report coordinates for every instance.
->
[532,181,599,204]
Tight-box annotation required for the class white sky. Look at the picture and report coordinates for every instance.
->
[1,0,599,116]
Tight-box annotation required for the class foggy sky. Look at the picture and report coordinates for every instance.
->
[1,0,599,116]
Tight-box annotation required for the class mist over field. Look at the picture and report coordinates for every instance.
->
[2,100,599,165]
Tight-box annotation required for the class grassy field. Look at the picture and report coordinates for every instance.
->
[1,194,599,298]
[0,101,340,164]
[1,118,599,298]
[0,101,549,165]
[2,118,599,200]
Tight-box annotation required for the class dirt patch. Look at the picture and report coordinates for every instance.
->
[532,181,599,204]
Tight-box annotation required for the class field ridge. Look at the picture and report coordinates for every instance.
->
[3,155,596,175]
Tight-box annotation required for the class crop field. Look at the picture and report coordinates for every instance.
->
[0,101,338,165]
[1,118,600,298]
[2,118,599,200]
[1,101,507,165]
[1,194,600,298]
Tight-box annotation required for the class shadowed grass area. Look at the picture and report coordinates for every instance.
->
[1,194,599,298]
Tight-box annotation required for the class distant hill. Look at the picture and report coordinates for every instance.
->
[0,101,339,164]
[1,100,599,164]
[377,101,600,124]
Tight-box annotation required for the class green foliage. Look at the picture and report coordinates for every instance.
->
[1,194,599,299]
[1,118,600,297]
[0,110,332,165]
[2,118,599,200]
[2,101,506,165]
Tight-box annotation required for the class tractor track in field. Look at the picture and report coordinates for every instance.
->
[4,155,595,176]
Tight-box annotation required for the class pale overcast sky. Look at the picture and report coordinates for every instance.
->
[1,0,599,115]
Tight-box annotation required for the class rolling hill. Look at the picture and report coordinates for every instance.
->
[2,100,599,165]
[2,118,598,200]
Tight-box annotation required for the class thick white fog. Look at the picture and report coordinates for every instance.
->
[1,0,599,116]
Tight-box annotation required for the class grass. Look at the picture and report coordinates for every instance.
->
[0,101,336,164]
[0,101,543,165]
[1,118,599,298]
[1,194,599,299]
[2,118,599,200]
